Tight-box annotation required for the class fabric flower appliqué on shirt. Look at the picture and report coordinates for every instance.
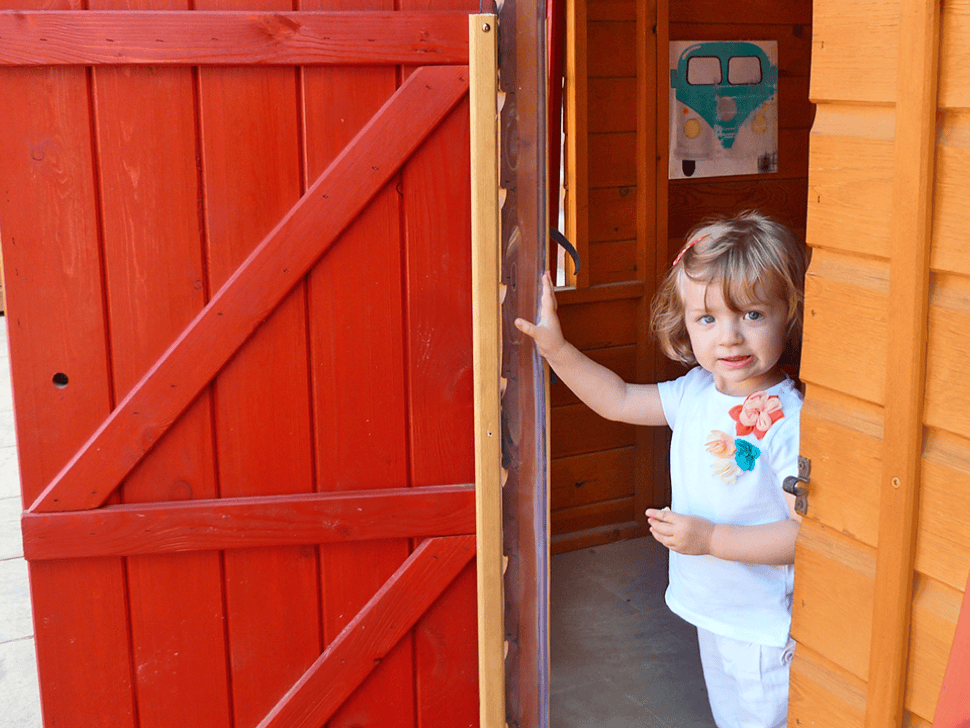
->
[728,391,784,440]
[706,430,761,484]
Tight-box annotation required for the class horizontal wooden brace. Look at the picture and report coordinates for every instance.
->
[21,484,475,561]
[0,10,469,66]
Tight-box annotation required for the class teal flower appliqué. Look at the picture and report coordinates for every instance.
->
[734,439,761,472]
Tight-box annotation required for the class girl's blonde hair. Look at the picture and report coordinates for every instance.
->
[651,211,809,366]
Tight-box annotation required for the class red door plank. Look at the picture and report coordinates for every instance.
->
[194,11,324,719]
[28,63,470,514]
[88,1,230,721]
[0,10,470,66]
[400,68,479,725]
[22,485,476,560]
[300,11,417,723]
[0,41,135,727]
[256,535,476,728]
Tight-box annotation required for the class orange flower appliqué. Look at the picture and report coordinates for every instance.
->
[705,430,736,458]
[728,391,784,440]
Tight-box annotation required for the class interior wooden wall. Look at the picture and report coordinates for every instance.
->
[552,0,658,553]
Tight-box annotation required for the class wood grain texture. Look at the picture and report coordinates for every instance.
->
[28,65,469,514]
[866,0,940,722]
[669,0,812,24]
[470,16,504,728]
[933,137,970,276]
[668,179,808,240]
[551,447,634,510]
[807,106,895,260]
[792,520,875,682]
[550,496,634,535]
[799,249,889,405]
[811,0,898,104]
[0,10,470,65]
[89,2,232,719]
[917,429,970,593]
[256,536,476,728]
[298,4,416,724]
[587,20,635,77]
[905,573,961,721]
[588,186,636,242]
[0,21,134,725]
[799,385,882,547]
[23,485,475,559]
[557,296,639,350]
[789,644,867,728]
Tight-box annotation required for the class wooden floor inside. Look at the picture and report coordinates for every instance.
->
[550,537,716,727]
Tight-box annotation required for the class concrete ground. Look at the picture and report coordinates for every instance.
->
[551,536,716,727]
[0,322,43,727]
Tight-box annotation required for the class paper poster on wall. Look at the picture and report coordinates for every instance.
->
[669,40,778,179]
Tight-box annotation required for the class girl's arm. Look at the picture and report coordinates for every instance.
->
[514,272,667,427]
[646,493,802,566]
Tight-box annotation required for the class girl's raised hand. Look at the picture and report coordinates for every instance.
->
[514,271,566,362]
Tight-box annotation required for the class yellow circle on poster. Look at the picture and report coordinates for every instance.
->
[684,118,702,139]
[752,113,768,134]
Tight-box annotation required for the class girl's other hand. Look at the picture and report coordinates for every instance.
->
[514,271,566,362]
[646,507,715,556]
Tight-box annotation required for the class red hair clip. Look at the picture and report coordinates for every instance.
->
[672,234,709,267]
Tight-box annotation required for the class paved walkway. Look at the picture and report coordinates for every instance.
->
[0,322,43,727]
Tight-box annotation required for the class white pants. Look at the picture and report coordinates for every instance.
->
[696,628,795,728]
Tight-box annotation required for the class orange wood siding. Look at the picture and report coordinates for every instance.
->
[793,0,970,724]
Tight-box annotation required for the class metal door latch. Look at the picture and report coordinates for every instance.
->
[783,455,811,516]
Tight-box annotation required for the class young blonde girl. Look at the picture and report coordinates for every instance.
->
[515,211,809,728]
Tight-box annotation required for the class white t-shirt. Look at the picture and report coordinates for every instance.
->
[657,366,802,647]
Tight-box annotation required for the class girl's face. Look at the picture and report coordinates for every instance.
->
[681,276,788,396]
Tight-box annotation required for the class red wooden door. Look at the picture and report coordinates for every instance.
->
[0,5,479,727]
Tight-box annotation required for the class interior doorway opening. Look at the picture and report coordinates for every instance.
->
[547,0,814,723]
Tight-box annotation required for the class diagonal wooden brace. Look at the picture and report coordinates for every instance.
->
[256,535,476,728]
[28,64,469,514]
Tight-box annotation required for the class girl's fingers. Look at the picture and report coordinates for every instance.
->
[514,318,536,338]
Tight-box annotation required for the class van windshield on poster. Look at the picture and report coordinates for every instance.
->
[669,40,779,179]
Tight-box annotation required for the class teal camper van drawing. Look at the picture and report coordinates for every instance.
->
[669,41,778,178]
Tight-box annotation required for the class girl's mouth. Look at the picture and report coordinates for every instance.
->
[720,355,753,369]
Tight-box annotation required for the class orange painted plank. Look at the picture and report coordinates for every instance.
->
[88,0,230,721]
[23,483,474,555]
[299,6,417,723]
[256,536,476,728]
[28,64,470,514]
[0,32,134,728]
[0,10,469,65]
[193,4,321,721]
[933,572,970,727]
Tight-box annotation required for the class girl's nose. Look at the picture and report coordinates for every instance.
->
[718,319,744,345]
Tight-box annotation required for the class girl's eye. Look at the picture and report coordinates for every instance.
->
[699,314,715,325]
[745,311,763,321]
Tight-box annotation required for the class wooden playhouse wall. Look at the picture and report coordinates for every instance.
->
[791,0,970,724]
